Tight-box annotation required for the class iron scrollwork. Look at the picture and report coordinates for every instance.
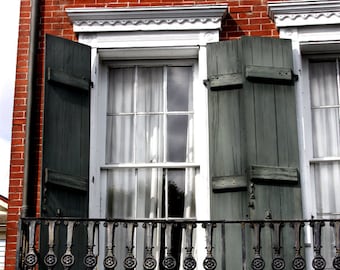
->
[331,221,340,270]
[162,223,177,270]
[83,221,98,269]
[124,222,138,270]
[183,223,197,270]
[270,223,285,270]
[103,222,118,269]
[202,223,217,270]
[251,223,265,270]
[311,221,326,270]
[44,220,58,268]
[24,220,38,268]
[143,222,157,270]
[61,221,76,269]
[291,222,306,270]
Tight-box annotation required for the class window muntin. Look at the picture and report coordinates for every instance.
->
[105,64,194,165]
[309,58,340,219]
[309,59,340,159]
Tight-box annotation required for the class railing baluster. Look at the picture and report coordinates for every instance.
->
[183,223,197,270]
[61,221,76,269]
[291,222,306,270]
[124,222,138,270]
[103,221,118,269]
[44,220,58,269]
[250,223,265,270]
[202,223,217,270]
[162,223,177,270]
[331,221,340,270]
[84,221,98,269]
[270,222,285,270]
[143,222,157,270]
[311,221,326,270]
[24,220,38,268]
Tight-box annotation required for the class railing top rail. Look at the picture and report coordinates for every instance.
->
[20,217,340,224]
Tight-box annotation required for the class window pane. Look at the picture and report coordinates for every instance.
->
[167,169,185,218]
[312,108,340,157]
[106,169,135,218]
[167,115,188,162]
[106,116,134,163]
[312,162,340,216]
[135,115,164,163]
[136,67,164,112]
[108,68,135,113]
[309,60,339,107]
[167,66,193,111]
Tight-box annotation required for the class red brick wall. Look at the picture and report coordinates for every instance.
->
[5,0,283,269]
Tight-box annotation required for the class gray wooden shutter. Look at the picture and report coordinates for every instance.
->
[207,36,302,269]
[40,34,91,269]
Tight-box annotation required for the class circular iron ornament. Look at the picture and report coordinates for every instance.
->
[203,257,217,270]
[272,257,285,270]
[251,257,265,270]
[312,256,326,270]
[143,256,157,270]
[292,256,306,270]
[104,255,117,269]
[84,254,97,268]
[24,253,38,267]
[61,254,75,268]
[162,255,177,270]
[333,256,340,270]
[124,255,137,270]
[44,253,58,267]
[183,256,197,270]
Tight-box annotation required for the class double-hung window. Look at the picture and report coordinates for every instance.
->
[309,58,340,220]
[104,61,196,221]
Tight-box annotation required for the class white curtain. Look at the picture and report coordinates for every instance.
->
[309,60,340,217]
[105,65,195,269]
[309,60,340,262]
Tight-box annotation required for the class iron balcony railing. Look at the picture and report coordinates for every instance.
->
[17,217,340,270]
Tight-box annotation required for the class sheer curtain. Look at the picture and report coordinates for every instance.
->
[309,60,340,217]
[105,65,195,269]
[309,60,340,262]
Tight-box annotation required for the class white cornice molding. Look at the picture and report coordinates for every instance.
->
[268,0,340,27]
[66,5,228,32]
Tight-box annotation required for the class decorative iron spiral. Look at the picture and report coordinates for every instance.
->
[104,255,117,269]
[292,256,306,270]
[124,255,137,270]
[24,253,38,267]
[203,257,217,270]
[183,256,197,270]
[84,254,97,268]
[61,253,75,268]
[333,255,340,270]
[162,255,177,270]
[251,257,265,270]
[143,256,157,270]
[272,257,285,270]
[44,253,57,267]
[312,255,326,270]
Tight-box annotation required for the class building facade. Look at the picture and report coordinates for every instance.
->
[6,0,340,270]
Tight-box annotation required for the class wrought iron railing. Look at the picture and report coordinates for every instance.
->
[17,217,340,270]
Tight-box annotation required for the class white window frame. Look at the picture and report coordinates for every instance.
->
[66,6,227,266]
[269,0,340,265]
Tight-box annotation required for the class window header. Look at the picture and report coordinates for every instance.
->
[66,5,227,32]
[268,0,340,27]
